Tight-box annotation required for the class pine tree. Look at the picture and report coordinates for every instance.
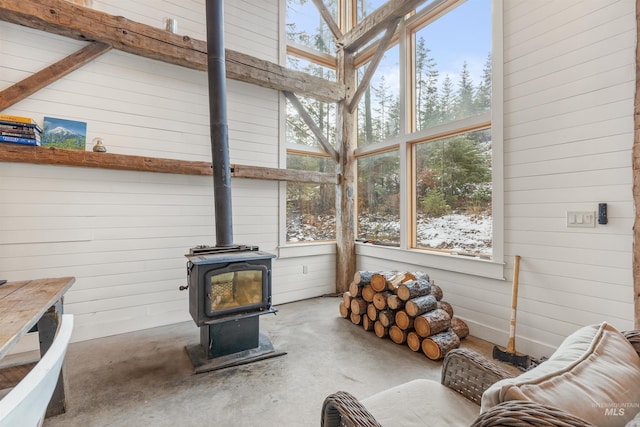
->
[439,75,455,123]
[415,37,440,130]
[455,62,475,119]
[474,53,492,113]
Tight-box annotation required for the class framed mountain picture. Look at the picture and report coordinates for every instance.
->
[42,117,87,150]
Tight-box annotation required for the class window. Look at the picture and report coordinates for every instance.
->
[357,149,400,244]
[283,0,497,262]
[357,44,400,147]
[413,128,492,257]
[356,0,495,260]
[286,154,336,242]
[286,0,336,56]
[412,1,492,132]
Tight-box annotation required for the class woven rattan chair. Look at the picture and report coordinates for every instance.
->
[321,329,640,427]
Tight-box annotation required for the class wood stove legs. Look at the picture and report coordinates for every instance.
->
[185,317,285,373]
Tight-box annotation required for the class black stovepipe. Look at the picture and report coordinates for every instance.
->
[206,0,233,248]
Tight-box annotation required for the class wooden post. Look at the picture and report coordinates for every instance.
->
[335,48,357,293]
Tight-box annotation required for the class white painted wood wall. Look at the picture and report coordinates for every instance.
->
[358,0,635,357]
[0,0,635,358]
[0,0,335,349]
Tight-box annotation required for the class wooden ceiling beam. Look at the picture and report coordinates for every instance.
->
[0,0,345,103]
[338,0,431,52]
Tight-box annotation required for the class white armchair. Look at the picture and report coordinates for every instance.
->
[0,314,74,427]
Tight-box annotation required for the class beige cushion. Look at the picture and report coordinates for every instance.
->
[362,379,479,427]
[481,322,640,426]
[627,411,640,427]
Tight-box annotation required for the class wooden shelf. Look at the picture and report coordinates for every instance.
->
[0,144,213,176]
[0,144,338,184]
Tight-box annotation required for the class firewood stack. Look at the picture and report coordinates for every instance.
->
[339,270,469,360]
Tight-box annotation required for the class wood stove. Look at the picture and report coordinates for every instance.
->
[184,245,281,371]
[187,245,276,327]
[181,0,284,372]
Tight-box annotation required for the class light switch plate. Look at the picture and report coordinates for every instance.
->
[567,211,596,228]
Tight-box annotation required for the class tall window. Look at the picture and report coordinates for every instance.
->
[409,0,492,257]
[355,0,493,258]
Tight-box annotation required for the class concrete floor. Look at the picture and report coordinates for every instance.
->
[43,296,504,427]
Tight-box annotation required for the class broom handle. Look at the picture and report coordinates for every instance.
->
[506,255,521,354]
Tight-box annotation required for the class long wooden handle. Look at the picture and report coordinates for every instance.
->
[506,255,521,354]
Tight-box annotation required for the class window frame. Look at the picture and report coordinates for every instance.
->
[354,0,504,278]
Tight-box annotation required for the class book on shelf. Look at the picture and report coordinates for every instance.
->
[0,120,43,133]
[0,114,38,125]
[1,128,41,139]
[0,135,41,146]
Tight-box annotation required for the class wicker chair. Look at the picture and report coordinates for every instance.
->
[321,329,640,427]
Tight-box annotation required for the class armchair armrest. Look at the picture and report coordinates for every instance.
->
[441,348,515,405]
[623,330,640,357]
[470,400,596,427]
[321,391,382,427]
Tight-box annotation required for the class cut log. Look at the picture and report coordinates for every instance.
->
[397,279,432,301]
[373,291,392,310]
[348,281,361,298]
[421,329,460,360]
[430,282,443,301]
[414,308,451,337]
[374,321,388,338]
[339,302,350,319]
[387,294,404,310]
[389,325,408,344]
[371,271,399,292]
[404,294,437,317]
[343,291,354,308]
[350,298,367,315]
[436,301,454,318]
[451,316,469,340]
[406,331,423,352]
[410,271,430,282]
[367,303,378,321]
[354,270,376,286]
[386,272,408,292]
[350,312,362,325]
[361,285,376,302]
[394,310,414,330]
[378,309,395,328]
[362,315,374,331]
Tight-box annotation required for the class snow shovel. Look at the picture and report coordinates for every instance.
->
[493,255,531,369]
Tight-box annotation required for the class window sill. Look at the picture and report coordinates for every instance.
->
[356,242,505,280]
[277,241,336,259]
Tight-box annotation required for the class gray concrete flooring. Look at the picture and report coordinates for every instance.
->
[43,296,503,427]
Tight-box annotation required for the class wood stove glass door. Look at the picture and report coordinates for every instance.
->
[205,263,267,316]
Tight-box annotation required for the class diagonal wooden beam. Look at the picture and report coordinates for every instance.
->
[0,41,111,111]
[348,17,400,113]
[338,0,432,52]
[311,0,343,40]
[0,0,345,103]
[284,91,340,163]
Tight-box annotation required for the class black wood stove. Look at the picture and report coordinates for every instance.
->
[181,0,284,373]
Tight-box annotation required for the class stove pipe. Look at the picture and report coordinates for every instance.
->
[206,0,233,248]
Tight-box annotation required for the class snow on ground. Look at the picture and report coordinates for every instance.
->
[288,213,492,256]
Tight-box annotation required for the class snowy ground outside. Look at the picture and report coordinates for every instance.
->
[287,213,492,256]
